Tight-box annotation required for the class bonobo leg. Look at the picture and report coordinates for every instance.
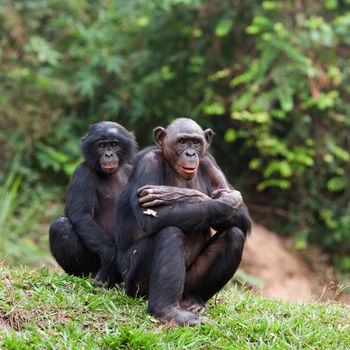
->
[147,227,208,326]
[49,217,100,277]
[119,236,155,298]
[120,227,209,325]
[183,227,246,307]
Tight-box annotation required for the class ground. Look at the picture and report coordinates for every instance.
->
[1,265,350,349]
[240,223,350,303]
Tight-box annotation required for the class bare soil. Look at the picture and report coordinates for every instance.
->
[240,223,350,304]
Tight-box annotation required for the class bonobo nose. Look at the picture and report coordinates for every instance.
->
[105,150,113,158]
[185,150,196,157]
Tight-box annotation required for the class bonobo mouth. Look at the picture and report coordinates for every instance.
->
[101,163,119,173]
[180,166,197,174]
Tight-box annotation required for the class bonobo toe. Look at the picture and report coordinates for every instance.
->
[181,297,206,314]
[154,306,210,327]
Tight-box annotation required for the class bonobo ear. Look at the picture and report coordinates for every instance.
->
[153,127,167,147]
[204,128,215,145]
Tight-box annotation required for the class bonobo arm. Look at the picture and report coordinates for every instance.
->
[137,154,238,209]
[135,152,251,235]
[139,187,250,235]
[129,149,251,236]
[65,165,115,271]
[138,185,210,207]
[126,149,208,233]
[210,189,251,233]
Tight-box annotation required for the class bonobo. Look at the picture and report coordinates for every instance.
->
[115,117,251,325]
[49,121,136,287]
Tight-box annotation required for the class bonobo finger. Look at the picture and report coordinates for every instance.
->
[231,189,242,197]
[233,190,243,202]
[137,186,151,195]
[141,199,164,208]
[212,188,231,198]
[137,185,159,195]
[187,304,206,314]
[139,189,158,198]
[211,189,221,198]
[139,194,158,204]
[138,188,153,197]
[138,188,165,198]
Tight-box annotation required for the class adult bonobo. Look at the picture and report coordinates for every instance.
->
[115,117,251,325]
[49,121,136,287]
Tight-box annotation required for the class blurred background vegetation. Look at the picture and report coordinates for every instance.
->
[0,0,350,273]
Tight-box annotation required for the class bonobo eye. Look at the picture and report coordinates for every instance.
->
[178,138,186,145]
[98,142,107,149]
[111,142,119,148]
[192,138,201,145]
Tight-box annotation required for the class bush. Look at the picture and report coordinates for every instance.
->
[1,0,350,270]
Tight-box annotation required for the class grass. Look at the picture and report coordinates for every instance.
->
[0,162,62,267]
[1,264,350,349]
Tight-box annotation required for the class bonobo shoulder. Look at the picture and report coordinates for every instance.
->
[199,153,230,189]
[124,163,133,177]
[125,146,165,188]
[72,162,98,180]
[134,146,163,170]
[198,154,220,174]
[67,163,98,195]
[201,153,220,167]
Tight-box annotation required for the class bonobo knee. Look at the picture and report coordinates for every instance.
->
[49,217,75,266]
[224,227,246,256]
[157,226,185,248]
[49,217,72,238]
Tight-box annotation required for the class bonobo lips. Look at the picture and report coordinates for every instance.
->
[180,166,197,174]
[101,163,119,173]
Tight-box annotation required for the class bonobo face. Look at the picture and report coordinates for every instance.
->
[97,139,120,174]
[81,121,136,175]
[154,118,214,181]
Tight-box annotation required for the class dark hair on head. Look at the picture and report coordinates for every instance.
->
[81,121,137,170]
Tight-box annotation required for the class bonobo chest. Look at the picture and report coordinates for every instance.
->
[96,170,127,235]
[163,162,210,194]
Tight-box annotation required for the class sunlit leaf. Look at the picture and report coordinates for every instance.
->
[224,129,237,143]
[215,18,234,37]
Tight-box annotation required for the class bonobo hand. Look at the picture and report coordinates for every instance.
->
[137,185,209,208]
[211,189,243,210]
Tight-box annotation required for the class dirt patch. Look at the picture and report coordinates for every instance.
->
[0,308,29,332]
[240,223,350,303]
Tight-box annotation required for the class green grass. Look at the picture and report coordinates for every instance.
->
[0,264,349,349]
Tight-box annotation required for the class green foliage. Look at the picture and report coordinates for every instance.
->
[0,158,21,224]
[1,265,350,349]
[1,0,350,270]
[0,158,61,266]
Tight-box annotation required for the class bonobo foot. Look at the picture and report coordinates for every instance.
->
[95,265,122,288]
[150,305,209,326]
[181,297,206,314]
[95,273,121,289]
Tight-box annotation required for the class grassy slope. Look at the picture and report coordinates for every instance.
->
[0,264,349,350]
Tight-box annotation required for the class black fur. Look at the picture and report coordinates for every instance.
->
[49,121,136,287]
[114,118,251,325]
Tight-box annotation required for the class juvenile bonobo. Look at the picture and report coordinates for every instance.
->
[115,118,251,325]
[49,121,136,287]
